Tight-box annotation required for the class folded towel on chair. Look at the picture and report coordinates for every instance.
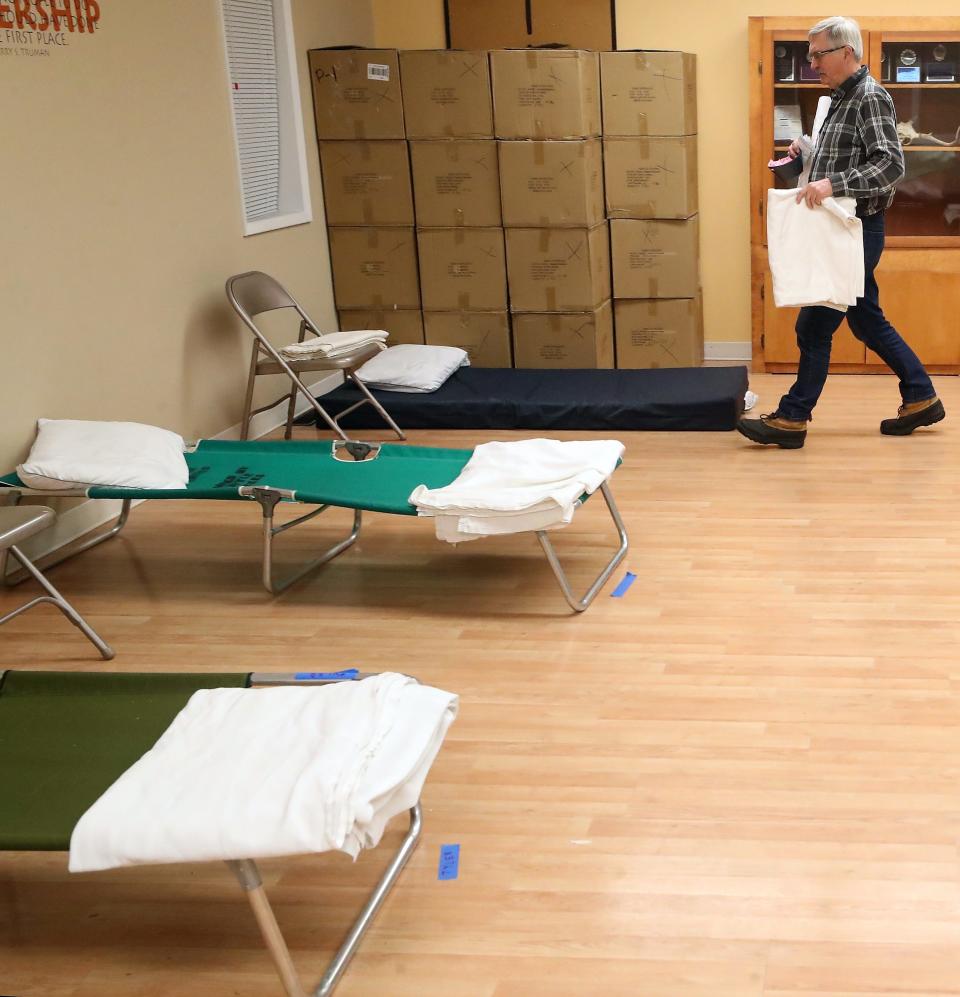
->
[68,673,458,872]
[409,438,624,542]
[280,329,388,360]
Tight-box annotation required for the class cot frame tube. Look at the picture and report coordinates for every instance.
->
[226,804,423,997]
[535,481,629,612]
[241,486,361,594]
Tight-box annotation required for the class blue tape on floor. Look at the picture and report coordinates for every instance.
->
[610,572,637,598]
[294,669,360,681]
[438,843,460,880]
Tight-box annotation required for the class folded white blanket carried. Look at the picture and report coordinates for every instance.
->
[766,189,864,312]
[280,329,388,360]
[409,438,624,543]
[68,673,458,872]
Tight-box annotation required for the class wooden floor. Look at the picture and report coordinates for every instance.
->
[3,372,960,997]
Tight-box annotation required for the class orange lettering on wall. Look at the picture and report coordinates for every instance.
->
[0,1,14,30]
[72,0,83,31]
[34,0,51,31]
[83,0,98,30]
[13,0,35,28]
[49,0,73,31]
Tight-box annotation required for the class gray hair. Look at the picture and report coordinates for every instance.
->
[808,16,863,61]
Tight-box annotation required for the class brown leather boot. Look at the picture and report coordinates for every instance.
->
[737,412,808,449]
[880,397,945,436]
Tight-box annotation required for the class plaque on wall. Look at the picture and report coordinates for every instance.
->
[775,44,795,82]
[896,47,920,82]
[926,44,955,82]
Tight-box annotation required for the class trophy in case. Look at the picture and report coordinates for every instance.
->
[896,47,921,82]
[775,44,796,82]
[881,50,891,82]
[925,43,955,83]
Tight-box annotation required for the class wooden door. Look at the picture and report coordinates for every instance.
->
[868,249,960,366]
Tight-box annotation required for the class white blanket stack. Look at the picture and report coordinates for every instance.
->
[279,329,388,360]
[409,438,624,543]
[68,673,458,872]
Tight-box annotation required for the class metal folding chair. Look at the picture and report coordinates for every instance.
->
[226,271,405,441]
[0,506,113,659]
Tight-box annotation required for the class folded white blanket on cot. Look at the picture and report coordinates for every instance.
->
[280,329,388,360]
[68,673,458,872]
[409,438,624,543]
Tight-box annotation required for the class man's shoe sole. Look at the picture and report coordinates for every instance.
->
[880,399,946,436]
[736,421,806,449]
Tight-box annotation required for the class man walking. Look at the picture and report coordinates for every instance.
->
[739,15,944,449]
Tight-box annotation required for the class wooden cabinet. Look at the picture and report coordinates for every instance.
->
[749,16,960,373]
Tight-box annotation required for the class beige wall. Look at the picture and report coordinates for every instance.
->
[371,1,960,355]
[373,0,445,48]
[0,0,374,470]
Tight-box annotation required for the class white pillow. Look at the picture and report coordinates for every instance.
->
[354,344,469,393]
[17,419,189,490]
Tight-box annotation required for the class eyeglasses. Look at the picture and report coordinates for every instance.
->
[806,45,847,63]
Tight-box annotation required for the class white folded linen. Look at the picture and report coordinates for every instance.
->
[766,189,864,311]
[409,438,624,543]
[68,674,458,872]
[279,329,388,360]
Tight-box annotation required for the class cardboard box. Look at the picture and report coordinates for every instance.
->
[410,140,501,227]
[423,311,512,367]
[490,49,600,139]
[328,227,420,309]
[498,138,604,227]
[505,224,610,311]
[610,217,699,299]
[614,297,703,368]
[604,136,698,220]
[512,301,613,368]
[600,51,697,137]
[308,49,405,140]
[319,141,413,226]
[338,308,424,346]
[399,50,493,138]
[417,227,507,311]
[447,0,614,51]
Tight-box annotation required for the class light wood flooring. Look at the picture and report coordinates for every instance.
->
[3,372,960,996]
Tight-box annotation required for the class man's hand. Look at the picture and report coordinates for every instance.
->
[796,177,833,208]
[788,138,803,159]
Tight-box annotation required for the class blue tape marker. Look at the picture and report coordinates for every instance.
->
[294,669,360,681]
[438,843,460,880]
[610,571,637,598]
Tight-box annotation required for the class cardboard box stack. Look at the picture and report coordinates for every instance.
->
[403,50,511,367]
[310,47,701,372]
[309,48,423,344]
[601,50,702,368]
[493,48,612,368]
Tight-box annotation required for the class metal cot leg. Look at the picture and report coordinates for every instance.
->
[535,481,629,613]
[227,804,423,997]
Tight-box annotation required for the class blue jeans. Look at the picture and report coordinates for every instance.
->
[777,211,935,421]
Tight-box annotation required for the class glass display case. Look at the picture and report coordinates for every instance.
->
[749,18,960,372]
[879,36,960,239]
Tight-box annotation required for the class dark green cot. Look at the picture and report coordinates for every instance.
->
[1,438,628,611]
[0,668,423,997]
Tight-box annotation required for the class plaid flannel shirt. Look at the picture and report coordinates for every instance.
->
[808,66,904,216]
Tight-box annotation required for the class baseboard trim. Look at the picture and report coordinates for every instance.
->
[704,341,752,364]
[4,373,344,574]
